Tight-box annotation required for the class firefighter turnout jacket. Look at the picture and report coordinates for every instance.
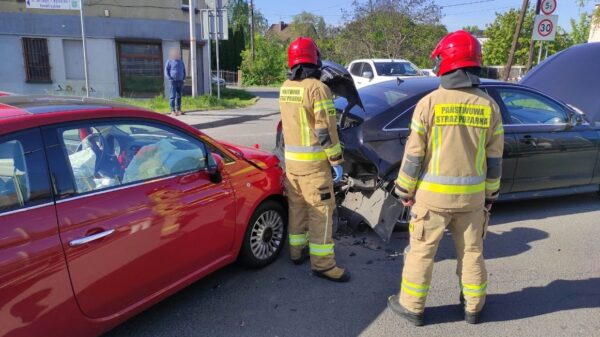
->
[396,86,504,211]
[279,78,344,174]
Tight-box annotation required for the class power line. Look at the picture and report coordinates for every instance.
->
[440,0,496,8]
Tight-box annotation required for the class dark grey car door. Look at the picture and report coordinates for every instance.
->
[493,86,598,192]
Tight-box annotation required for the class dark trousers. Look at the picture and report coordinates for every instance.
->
[169,80,183,111]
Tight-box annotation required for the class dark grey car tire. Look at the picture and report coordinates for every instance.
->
[238,200,288,268]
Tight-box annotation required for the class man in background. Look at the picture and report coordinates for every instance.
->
[165,48,186,116]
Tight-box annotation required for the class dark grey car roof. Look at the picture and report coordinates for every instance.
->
[521,43,600,122]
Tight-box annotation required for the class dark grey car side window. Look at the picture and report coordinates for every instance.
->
[497,89,568,125]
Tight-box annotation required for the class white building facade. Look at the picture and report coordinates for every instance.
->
[0,0,211,98]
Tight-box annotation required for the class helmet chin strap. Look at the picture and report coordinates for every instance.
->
[432,55,442,76]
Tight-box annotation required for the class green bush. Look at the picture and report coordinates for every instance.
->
[115,87,257,113]
[240,35,288,86]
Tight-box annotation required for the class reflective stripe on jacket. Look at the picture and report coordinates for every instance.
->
[279,78,343,174]
[396,86,504,211]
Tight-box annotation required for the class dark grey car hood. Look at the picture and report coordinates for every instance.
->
[320,60,364,110]
[520,43,600,122]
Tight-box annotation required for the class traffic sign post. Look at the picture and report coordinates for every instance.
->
[540,0,557,15]
[532,14,558,41]
[27,0,89,97]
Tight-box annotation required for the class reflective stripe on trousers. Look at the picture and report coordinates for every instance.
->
[462,282,488,297]
[401,278,430,298]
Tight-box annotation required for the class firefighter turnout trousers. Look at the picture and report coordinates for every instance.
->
[400,204,489,313]
[393,86,504,314]
[286,169,338,271]
[278,77,344,275]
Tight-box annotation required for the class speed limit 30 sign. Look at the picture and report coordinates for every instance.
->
[532,14,558,41]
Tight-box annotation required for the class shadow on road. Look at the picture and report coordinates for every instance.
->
[189,111,280,130]
[103,194,600,337]
[247,89,279,100]
[426,277,600,324]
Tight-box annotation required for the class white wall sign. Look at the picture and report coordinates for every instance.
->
[26,0,81,10]
[532,14,558,41]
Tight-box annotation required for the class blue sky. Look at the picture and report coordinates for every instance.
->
[255,0,597,32]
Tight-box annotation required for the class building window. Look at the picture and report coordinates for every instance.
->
[182,0,189,6]
[22,38,52,83]
[63,40,85,80]
[117,41,163,97]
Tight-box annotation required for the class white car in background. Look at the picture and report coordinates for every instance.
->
[347,58,426,88]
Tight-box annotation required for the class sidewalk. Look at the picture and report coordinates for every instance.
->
[173,87,281,150]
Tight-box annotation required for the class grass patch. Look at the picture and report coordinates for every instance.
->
[115,87,258,114]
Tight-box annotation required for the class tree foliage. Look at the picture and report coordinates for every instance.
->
[240,35,288,86]
[483,8,572,66]
[569,12,591,44]
[323,0,446,67]
[291,11,327,39]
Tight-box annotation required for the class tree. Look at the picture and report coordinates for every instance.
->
[483,8,572,66]
[462,25,481,35]
[291,11,327,39]
[240,36,288,85]
[217,0,269,71]
[569,12,591,44]
[331,0,445,67]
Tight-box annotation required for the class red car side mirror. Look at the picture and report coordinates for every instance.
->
[208,153,224,183]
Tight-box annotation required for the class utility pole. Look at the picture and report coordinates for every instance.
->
[504,0,529,81]
[250,0,255,61]
[214,9,221,99]
[79,0,90,97]
[526,0,541,71]
[189,0,198,97]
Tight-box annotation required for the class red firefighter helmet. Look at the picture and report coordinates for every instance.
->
[287,37,320,69]
[431,30,482,76]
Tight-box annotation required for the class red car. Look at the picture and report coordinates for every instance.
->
[0,96,287,337]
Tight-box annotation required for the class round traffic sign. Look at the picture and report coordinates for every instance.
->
[538,18,554,36]
[540,0,557,15]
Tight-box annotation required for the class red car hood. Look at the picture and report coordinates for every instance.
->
[218,141,280,169]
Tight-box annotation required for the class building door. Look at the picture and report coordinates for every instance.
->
[117,41,163,97]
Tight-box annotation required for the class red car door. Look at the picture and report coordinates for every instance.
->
[0,129,84,337]
[43,120,236,319]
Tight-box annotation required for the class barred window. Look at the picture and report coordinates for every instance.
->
[22,38,52,82]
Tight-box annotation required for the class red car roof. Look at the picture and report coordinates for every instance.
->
[0,96,205,138]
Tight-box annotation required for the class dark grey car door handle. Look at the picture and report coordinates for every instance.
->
[521,135,537,145]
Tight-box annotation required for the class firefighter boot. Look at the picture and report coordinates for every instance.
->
[291,246,309,265]
[387,295,424,326]
[313,266,351,282]
[465,310,481,324]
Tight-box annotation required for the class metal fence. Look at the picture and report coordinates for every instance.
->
[482,65,527,83]
[212,70,239,86]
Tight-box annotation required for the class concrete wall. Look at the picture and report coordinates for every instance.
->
[589,6,600,43]
[0,0,207,21]
[0,36,120,97]
[0,10,210,98]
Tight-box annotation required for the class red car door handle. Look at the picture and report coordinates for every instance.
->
[69,229,115,247]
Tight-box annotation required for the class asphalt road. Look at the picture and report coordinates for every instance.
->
[104,88,600,337]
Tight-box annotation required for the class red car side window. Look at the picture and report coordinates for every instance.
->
[58,122,210,195]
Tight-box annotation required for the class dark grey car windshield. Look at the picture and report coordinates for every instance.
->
[374,62,419,76]
[334,81,418,118]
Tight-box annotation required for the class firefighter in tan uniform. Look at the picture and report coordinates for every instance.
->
[279,37,350,282]
[387,31,504,325]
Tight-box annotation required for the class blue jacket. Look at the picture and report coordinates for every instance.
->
[165,59,186,82]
